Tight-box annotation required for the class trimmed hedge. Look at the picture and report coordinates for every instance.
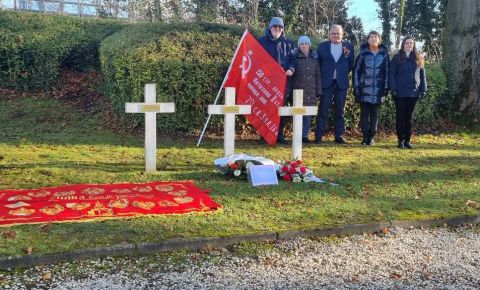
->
[0,11,447,133]
[0,11,123,90]
[99,22,245,132]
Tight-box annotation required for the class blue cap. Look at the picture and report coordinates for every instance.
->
[298,35,311,46]
[269,17,284,29]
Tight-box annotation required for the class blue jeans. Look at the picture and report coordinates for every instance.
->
[315,80,347,140]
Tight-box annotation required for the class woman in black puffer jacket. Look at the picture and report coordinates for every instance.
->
[353,31,390,145]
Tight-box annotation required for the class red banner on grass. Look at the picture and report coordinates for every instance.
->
[224,31,287,145]
[0,181,221,227]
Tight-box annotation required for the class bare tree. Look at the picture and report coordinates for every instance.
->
[394,0,405,48]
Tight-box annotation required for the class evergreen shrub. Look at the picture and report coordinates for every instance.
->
[99,22,245,132]
[0,11,123,90]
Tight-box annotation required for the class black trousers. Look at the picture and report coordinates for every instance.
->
[394,97,418,141]
[360,102,380,137]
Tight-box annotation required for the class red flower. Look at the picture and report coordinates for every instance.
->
[289,167,296,174]
[296,160,303,165]
[291,162,298,168]
[283,174,292,181]
[229,163,238,170]
[300,166,307,174]
[282,166,289,173]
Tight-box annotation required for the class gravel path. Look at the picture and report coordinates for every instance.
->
[1,225,479,289]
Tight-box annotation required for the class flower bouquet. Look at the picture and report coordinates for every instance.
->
[214,154,275,178]
[276,159,315,182]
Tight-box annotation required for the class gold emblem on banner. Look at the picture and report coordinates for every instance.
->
[109,199,129,209]
[158,200,179,207]
[54,191,76,197]
[66,202,91,211]
[27,190,51,198]
[9,207,35,216]
[87,202,113,216]
[167,190,188,197]
[133,186,152,193]
[173,196,194,204]
[40,204,65,215]
[82,188,105,195]
[5,201,31,208]
[132,201,155,210]
[8,195,32,201]
[155,185,174,192]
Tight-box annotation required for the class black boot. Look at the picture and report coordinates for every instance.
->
[404,141,413,149]
[302,137,312,144]
[397,140,405,149]
[277,135,289,145]
[366,131,375,145]
[404,135,413,149]
[361,135,368,145]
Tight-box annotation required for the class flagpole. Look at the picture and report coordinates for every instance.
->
[196,29,249,147]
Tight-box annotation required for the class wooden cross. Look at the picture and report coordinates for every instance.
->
[208,87,251,157]
[125,84,175,172]
[278,89,318,160]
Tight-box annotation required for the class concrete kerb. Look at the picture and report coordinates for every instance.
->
[1,215,478,270]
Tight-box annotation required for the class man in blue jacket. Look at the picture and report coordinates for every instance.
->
[258,17,296,145]
[315,24,354,144]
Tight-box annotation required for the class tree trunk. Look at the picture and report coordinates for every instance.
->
[395,0,405,49]
[443,0,480,122]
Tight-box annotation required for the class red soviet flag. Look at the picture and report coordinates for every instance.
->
[224,30,287,146]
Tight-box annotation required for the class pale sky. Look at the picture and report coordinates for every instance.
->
[347,0,382,34]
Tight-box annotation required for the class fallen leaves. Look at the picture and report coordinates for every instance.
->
[1,230,16,239]
[39,223,52,232]
[465,200,478,208]
[42,272,52,280]
[390,272,402,280]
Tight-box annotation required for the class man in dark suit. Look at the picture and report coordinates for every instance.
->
[315,24,354,144]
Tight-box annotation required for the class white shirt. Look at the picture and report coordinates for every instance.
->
[331,43,343,79]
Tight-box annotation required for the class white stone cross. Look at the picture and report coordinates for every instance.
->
[278,89,318,160]
[208,87,251,157]
[125,84,175,172]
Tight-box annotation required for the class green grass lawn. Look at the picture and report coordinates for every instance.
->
[0,95,479,257]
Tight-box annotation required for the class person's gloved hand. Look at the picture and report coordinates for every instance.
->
[286,69,294,77]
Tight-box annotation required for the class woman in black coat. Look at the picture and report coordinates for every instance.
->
[353,31,389,145]
[290,35,322,143]
[389,36,427,149]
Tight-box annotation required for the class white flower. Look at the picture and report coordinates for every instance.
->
[293,176,302,183]
[303,176,313,182]
[234,169,242,177]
